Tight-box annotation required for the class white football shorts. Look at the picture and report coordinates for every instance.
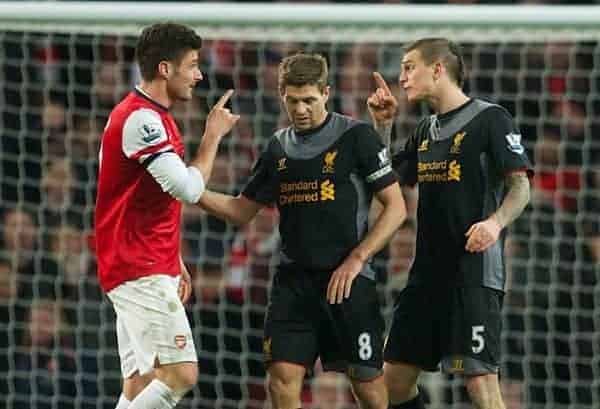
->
[107,274,197,378]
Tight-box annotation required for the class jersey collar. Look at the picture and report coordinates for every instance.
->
[134,86,169,112]
[438,98,474,121]
[294,112,332,140]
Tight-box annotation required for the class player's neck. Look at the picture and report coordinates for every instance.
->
[430,86,469,115]
[138,81,173,109]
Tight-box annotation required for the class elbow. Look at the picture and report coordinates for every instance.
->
[399,208,408,226]
[387,200,407,229]
[396,206,408,228]
[230,215,249,227]
[227,196,257,227]
[524,184,532,206]
[168,169,205,204]
[171,182,203,204]
[231,211,255,227]
[394,194,408,226]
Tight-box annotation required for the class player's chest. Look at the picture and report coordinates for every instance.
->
[417,126,486,163]
[273,145,355,182]
[416,129,484,184]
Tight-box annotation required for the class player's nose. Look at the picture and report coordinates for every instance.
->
[299,101,311,112]
[399,72,407,85]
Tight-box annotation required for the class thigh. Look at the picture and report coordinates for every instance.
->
[108,274,197,376]
[115,314,138,378]
[440,286,502,376]
[321,275,385,381]
[267,361,307,385]
[263,270,318,369]
[383,286,440,372]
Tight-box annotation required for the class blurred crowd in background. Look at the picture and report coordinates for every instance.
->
[0,18,598,409]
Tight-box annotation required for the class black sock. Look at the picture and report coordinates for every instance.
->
[389,393,426,409]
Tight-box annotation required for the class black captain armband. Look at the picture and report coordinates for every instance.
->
[391,150,409,168]
[392,151,417,186]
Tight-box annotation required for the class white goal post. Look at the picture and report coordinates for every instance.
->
[1,2,600,41]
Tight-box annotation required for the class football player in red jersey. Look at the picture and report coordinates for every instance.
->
[95,22,239,409]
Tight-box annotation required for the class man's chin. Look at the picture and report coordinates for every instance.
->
[177,90,194,101]
[294,120,312,130]
[406,94,423,106]
[294,124,312,131]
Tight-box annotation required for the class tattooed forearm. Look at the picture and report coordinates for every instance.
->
[493,172,530,228]
[374,122,392,150]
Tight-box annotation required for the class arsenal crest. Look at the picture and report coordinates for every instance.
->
[174,335,187,349]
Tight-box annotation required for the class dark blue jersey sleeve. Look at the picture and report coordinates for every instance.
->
[484,107,533,178]
[241,143,279,205]
[353,123,397,193]
[392,119,426,186]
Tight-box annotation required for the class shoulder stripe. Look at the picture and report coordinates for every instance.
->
[141,149,175,168]
[130,140,172,161]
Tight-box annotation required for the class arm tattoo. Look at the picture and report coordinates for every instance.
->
[493,172,531,228]
[374,122,392,151]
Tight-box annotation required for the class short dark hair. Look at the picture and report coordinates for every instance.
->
[278,53,328,94]
[136,22,202,81]
[404,38,465,88]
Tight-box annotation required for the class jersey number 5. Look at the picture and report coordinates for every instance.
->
[471,325,485,354]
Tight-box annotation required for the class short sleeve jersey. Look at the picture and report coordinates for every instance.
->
[243,113,397,278]
[393,99,533,290]
[95,88,184,292]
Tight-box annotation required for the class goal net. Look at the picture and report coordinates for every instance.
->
[0,3,598,409]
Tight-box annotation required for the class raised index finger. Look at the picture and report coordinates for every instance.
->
[373,72,392,95]
[215,89,234,109]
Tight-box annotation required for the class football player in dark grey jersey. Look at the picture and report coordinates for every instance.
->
[198,53,406,409]
[368,38,532,409]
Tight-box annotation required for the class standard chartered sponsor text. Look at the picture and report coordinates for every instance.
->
[280,179,319,193]
[417,160,461,183]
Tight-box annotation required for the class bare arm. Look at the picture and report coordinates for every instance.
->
[197,190,263,226]
[327,182,406,303]
[492,171,531,228]
[190,90,240,182]
[367,72,398,151]
[178,253,192,304]
[353,182,407,262]
[373,122,393,151]
[465,171,531,252]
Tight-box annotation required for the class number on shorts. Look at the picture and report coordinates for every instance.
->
[471,325,485,354]
[358,332,372,360]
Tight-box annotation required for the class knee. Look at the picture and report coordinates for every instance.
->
[176,364,199,391]
[158,362,198,393]
[383,363,419,402]
[268,374,301,400]
[352,379,388,409]
[466,376,501,409]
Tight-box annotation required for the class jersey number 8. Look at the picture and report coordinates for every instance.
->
[358,332,373,360]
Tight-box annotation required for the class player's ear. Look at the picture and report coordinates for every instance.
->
[158,61,171,79]
[322,85,330,103]
[433,62,443,82]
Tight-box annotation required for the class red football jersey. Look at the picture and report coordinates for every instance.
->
[95,88,184,292]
